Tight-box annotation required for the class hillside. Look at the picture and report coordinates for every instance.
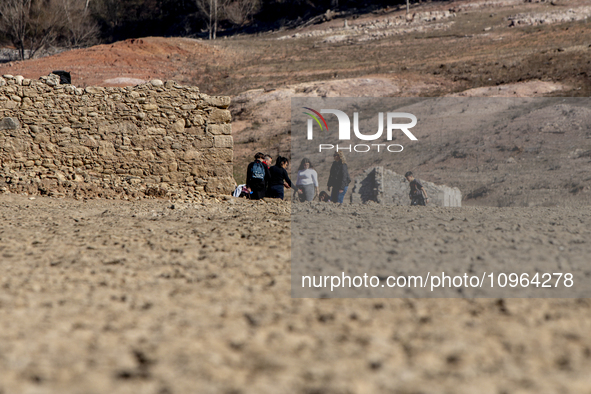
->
[1,0,590,206]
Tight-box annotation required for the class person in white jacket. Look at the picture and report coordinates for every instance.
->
[295,158,318,202]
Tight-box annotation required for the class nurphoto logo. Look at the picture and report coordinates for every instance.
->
[303,107,418,153]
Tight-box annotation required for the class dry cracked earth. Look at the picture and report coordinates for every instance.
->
[1,194,591,394]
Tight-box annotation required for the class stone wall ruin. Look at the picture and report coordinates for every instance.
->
[0,74,234,199]
[351,166,462,207]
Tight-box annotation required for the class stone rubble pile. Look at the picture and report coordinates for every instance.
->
[350,166,462,207]
[507,7,591,27]
[278,10,456,44]
[450,0,523,12]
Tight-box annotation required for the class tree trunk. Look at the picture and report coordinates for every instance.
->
[213,0,217,40]
[209,0,212,39]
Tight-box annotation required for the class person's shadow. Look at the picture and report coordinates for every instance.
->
[357,168,379,203]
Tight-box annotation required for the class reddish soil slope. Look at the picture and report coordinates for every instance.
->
[0,37,231,88]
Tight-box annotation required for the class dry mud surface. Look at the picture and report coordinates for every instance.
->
[1,195,591,393]
[292,203,591,298]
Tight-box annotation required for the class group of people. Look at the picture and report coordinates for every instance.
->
[239,151,429,206]
[241,151,352,203]
[242,152,293,200]
[291,151,350,203]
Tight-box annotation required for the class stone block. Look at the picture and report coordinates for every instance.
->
[187,127,205,136]
[98,141,116,157]
[34,133,50,143]
[205,177,235,193]
[2,101,19,109]
[143,104,158,111]
[183,150,201,161]
[81,136,98,148]
[147,127,166,135]
[209,109,231,124]
[193,137,214,148]
[205,96,231,109]
[210,148,233,163]
[23,88,38,97]
[63,144,92,156]
[150,164,168,175]
[214,135,233,148]
[214,164,233,177]
[191,115,205,125]
[85,86,104,94]
[157,149,175,161]
[206,124,231,135]
[169,119,185,133]
[139,150,155,160]
[133,136,158,150]
[0,117,20,130]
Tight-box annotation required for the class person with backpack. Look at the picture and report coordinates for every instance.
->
[246,152,271,200]
[327,151,351,204]
[267,156,293,200]
[405,171,429,206]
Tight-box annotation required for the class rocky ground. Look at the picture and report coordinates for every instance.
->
[1,194,591,393]
[1,0,591,392]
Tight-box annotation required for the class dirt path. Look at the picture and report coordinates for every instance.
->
[1,194,591,393]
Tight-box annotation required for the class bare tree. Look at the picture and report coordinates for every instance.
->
[224,0,260,27]
[0,0,63,60]
[59,0,99,48]
[195,0,228,39]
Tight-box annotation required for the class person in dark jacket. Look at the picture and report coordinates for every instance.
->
[327,151,351,204]
[263,154,272,169]
[405,171,429,206]
[318,191,331,202]
[267,156,293,200]
[246,152,271,200]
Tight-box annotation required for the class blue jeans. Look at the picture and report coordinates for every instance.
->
[331,186,348,204]
[268,184,284,200]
